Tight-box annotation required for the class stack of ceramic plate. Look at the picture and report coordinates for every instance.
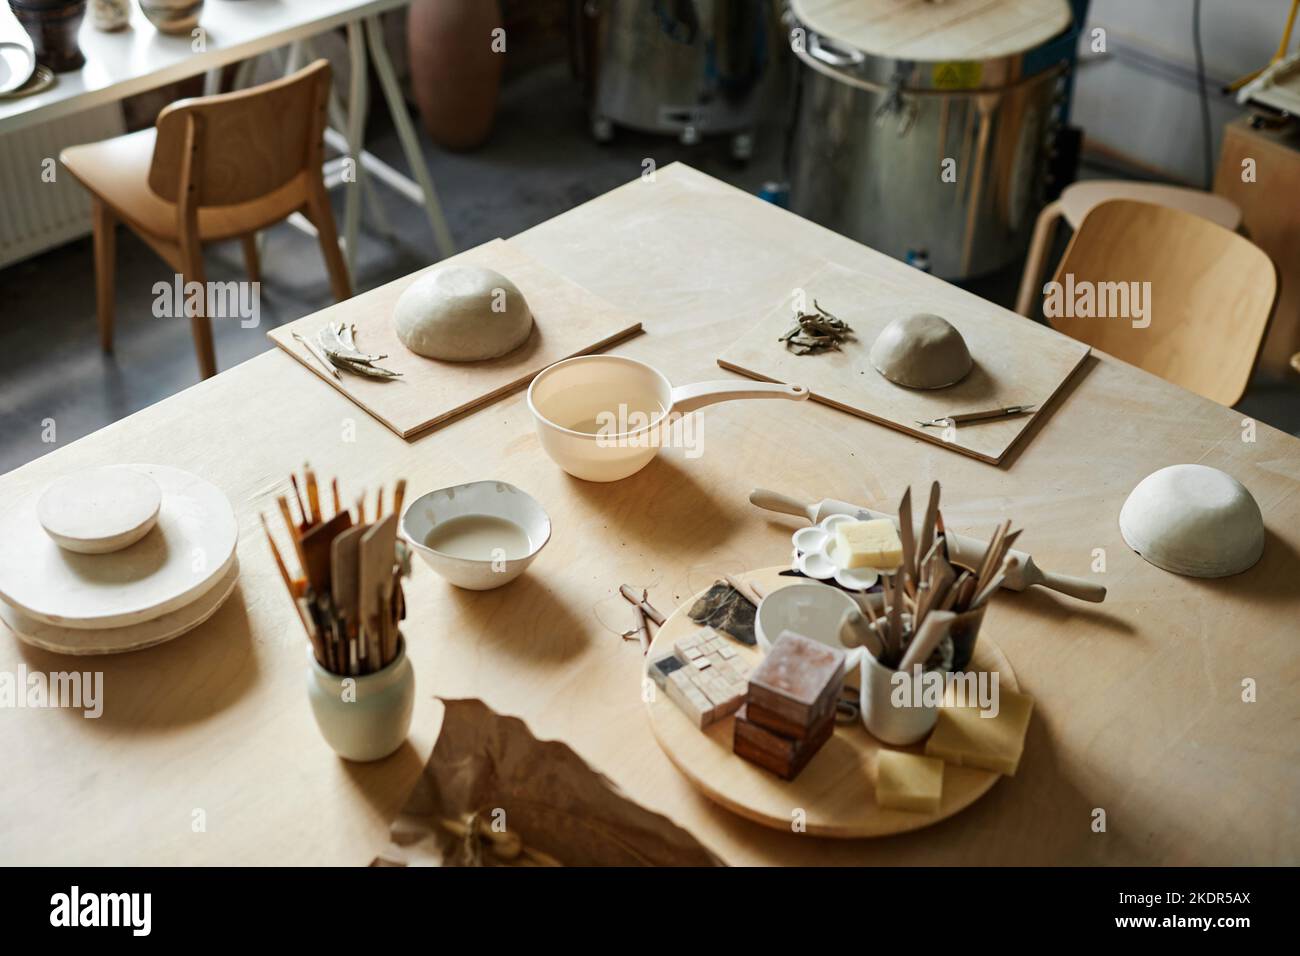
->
[0,464,239,655]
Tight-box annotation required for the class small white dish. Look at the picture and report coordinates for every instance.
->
[37,465,162,554]
[0,41,36,97]
[790,514,881,591]
[400,480,550,590]
[755,582,866,669]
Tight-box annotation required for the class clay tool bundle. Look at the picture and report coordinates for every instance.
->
[618,584,665,654]
[837,483,1019,671]
[262,467,411,676]
[749,487,1105,603]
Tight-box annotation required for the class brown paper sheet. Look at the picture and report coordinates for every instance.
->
[373,698,724,867]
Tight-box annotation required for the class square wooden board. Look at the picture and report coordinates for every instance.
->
[717,262,1090,464]
[268,238,643,439]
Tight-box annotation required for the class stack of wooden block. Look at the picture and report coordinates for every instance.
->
[649,630,750,728]
[733,631,845,780]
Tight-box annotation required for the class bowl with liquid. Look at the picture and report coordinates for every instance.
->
[400,481,550,590]
[527,355,808,481]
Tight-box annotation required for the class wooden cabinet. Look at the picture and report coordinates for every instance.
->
[1214,117,1300,378]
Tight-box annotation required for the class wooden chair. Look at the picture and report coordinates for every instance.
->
[61,60,351,379]
[1016,180,1241,317]
[1048,199,1277,407]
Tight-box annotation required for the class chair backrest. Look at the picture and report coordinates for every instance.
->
[1048,199,1278,407]
[149,59,331,209]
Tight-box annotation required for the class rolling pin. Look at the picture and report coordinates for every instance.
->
[749,488,1106,603]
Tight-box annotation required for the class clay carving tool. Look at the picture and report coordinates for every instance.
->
[914,405,1036,428]
[360,514,398,668]
[618,584,665,626]
[392,479,408,521]
[292,330,341,381]
[331,525,367,668]
[899,610,956,671]
[299,509,352,597]
[304,466,323,525]
[749,488,1106,603]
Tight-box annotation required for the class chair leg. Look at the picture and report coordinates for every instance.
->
[306,194,353,303]
[91,199,116,352]
[241,233,261,285]
[180,247,217,380]
[1015,199,1063,318]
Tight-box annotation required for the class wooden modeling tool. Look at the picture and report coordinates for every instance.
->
[914,404,1035,428]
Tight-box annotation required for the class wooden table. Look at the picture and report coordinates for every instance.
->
[2,164,1297,865]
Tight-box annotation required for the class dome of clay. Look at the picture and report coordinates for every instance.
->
[870,313,972,389]
[1119,464,1264,577]
[393,265,533,361]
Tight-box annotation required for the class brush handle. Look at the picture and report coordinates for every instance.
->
[748,488,818,523]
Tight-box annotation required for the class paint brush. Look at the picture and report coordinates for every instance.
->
[331,478,341,516]
[392,479,407,519]
[289,474,308,529]
[305,466,322,524]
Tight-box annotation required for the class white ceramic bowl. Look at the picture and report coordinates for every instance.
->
[400,481,550,590]
[1119,463,1264,578]
[754,582,865,668]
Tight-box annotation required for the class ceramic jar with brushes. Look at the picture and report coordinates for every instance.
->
[260,467,414,762]
[845,483,1019,745]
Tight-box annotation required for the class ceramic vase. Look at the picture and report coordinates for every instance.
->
[8,0,87,73]
[306,638,414,761]
[407,0,503,149]
[137,0,202,35]
[90,0,128,30]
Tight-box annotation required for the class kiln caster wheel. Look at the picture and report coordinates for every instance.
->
[730,131,754,162]
[591,115,614,144]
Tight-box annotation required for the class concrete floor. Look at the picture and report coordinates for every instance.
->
[1,60,1296,474]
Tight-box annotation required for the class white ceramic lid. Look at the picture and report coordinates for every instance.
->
[37,465,162,554]
[1119,464,1264,578]
[791,0,1071,62]
[0,464,238,629]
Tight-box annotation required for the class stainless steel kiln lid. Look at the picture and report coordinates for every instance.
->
[789,0,1072,91]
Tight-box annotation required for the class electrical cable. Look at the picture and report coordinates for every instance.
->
[1192,0,1213,189]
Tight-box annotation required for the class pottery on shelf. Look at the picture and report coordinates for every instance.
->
[870,312,973,389]
[90,0,128,30]
[8,0,87,73]
[137,0,202,35]
[408,0,503,150]
[1119,463,1265,577]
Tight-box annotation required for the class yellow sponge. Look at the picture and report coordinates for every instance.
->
[925,687,1034,776]
[876,750,944,813]
[834,518,903,570]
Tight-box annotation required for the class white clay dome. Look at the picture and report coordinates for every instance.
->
[870,312,972,389]
[1119,464,1264,578]
[393,264,533,362]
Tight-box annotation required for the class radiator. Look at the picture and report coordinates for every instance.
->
[0,103,126,268]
